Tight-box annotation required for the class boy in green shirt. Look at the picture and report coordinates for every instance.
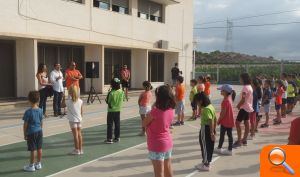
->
[193,92,216,171]
[105,78,125,144]
[189,79,198,120]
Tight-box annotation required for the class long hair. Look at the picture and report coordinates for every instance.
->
[37,63,46,74]
[68,85,79,102]
[154,85,176,111]
[193,92,211,108]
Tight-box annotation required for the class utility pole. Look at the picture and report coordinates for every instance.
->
[225,18,234,52]
[193,39,197,79]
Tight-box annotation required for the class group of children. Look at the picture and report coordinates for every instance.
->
[22,71,299,175]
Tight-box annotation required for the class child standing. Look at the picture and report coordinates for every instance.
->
[138,81,153,136]
[249,78,260,140]
[197,76,206,93]
[204,75,211,97]
[286,74,297,114]
[189,79,198,120]
[23,91,43,172]
[174,76,185,126]
[215,84,236,156]
[194,92,216,171]
[66,86,83,155]
[260,80,272,128]
[273,80,285,125]
[233,73,253,148]
[105,78,125,144]
[143,85,176,177]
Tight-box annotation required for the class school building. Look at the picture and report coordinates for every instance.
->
[0,0,194,99]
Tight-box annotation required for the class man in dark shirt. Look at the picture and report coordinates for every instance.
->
[171,63,181,86]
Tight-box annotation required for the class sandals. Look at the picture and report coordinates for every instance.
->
[273,120,282,125]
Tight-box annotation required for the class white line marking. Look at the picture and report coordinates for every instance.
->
[185,156,221,177]
[0,115,140,147]
[46,142,147,177]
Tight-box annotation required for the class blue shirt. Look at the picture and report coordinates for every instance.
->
[253,91,259,113]
[23,108,43,135]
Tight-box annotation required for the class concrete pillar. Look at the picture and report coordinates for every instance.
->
[16,39,38,97]
[131,49,148,89]
[164,52,179,85]
[84,45,104,93]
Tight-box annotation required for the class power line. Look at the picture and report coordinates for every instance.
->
[194,21,300,30]
[194,9,300,26]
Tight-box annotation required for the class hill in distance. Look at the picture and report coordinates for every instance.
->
[196,51,279,64]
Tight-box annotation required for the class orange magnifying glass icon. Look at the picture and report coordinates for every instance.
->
[268,147,295,175]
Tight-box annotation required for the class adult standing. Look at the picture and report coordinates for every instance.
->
[120,65,131,101]
[50,63,64,117]
[65,61,83,96]
[36,64,51,117]
[171,63,181,86]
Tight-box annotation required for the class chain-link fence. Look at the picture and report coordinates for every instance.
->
[194,61,300,84]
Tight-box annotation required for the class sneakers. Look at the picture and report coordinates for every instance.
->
[260,123,269,128]
[214,148,223,154]
[80,150,84,155]
[70,149,81,155]
[104,139,114,144]
[222,150,233,156]
[113,138,120,143]
[242,140,248,146]
[180,121,185,125]
[173,121,181,126]
[232,141,242,148]
[34,162,42,170]
[195,164,210,171]
[169,125,174,129]
[23,164,36,172]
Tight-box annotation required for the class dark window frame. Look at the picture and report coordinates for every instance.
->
[148,52,164,82]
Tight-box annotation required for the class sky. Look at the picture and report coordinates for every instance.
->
[194,0,300,60]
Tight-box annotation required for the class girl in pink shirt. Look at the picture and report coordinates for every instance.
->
[216,84,236,156]
[143,85,176,177]
[138,81,153,136]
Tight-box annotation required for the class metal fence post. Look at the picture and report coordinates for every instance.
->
[217,64,220,84]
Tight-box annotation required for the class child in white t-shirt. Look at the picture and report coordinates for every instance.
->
[66,85,83,155]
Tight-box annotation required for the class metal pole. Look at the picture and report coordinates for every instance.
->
[217,64,220,84]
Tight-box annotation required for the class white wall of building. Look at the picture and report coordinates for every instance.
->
[0,0,194,97]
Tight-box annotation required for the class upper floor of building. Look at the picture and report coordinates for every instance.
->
[0,0,193,53]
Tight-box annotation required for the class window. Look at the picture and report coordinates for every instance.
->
[69,0,83,3]
[138,0,163,23]
[104,49,131,84]
[112,0,129,14]
[94,0,110,10]
[94,0,129,14]
[148,53,164,82]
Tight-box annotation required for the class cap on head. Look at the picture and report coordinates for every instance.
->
[217,84,233,93]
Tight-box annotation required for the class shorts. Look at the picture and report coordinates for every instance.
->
[148,149,172,161]
[172,79,177,86]
[282,98,287,105]
[175,101,185,115]
[27,131,43,151]
[249,112,256,126]
[69,122,82,129]
[191,101,197,111]
[287,97,295,104]
[139,106,151,115]
[236,109,249,122]
[263,104,270,113]
[275,103,281,111]
[121,80,129,88]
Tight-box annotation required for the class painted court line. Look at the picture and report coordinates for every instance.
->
[185,156,221,177]
[0,114,140,147]
[46,142,147,177]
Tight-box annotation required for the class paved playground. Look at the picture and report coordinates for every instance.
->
[0,85,297,177]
